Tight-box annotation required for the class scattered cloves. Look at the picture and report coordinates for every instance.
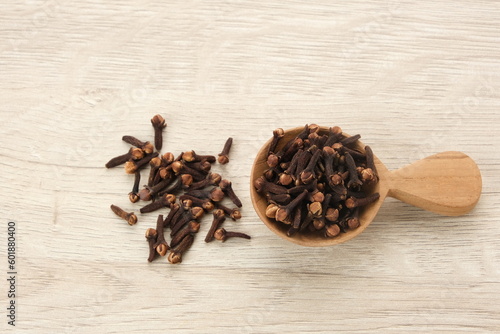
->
[108,115,250,265]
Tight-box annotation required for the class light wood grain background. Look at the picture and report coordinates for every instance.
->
[1,1,500,333]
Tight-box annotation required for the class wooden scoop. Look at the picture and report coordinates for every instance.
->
[250,126,482,247]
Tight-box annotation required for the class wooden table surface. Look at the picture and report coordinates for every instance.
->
[1,1,499,333]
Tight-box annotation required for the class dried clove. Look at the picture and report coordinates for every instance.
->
[170,221,200,248]
[151,114,167,151]
[214,228,251,242]
[122,135,154,154]
[205,209,226,242]
[105,147,144,168]
[145,228,158,262]
[129,171,141,203]
[168,234,194,264]
[139,193,176,214]
[110,204,137,225]
[219,179,242,208]
[124,152,159,174]
[218,137,233,164]
[153,214,169,256]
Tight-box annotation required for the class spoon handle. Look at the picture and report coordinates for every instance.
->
[387,151,482,216]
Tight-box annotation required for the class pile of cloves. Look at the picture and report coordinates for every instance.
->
[107,115,250,264]
[254,124,380,238]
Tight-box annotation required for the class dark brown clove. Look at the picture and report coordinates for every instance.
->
[268,128,285,155]
[188,172,222,190]
[345,193,380,209]
[214,228,251,242]
[128,171,141,203]
[216,203,242,220]
[163,203,180,228]
[145,228,158,262]
[170,221,200,248]
[139,193,176,214]
[275,190,308,223]
[344,152,363,189]
[205,209,226,242]
[122,135,154,154]
[124,152,159,174]
[168,234,194,264]
[110,204,137,225]
[105,147,144,168]
[182,150,216,163]
[219,179,242,208]
[179,194,215,211]
[153,214,169,256]
[185,187,225,202]
[151,114,167,151]
[218,137,233,164]
[147,157,162,187]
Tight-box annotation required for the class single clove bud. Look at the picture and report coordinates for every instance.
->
[170,221,200,248]
[340,134,361,147]
[128,171,141,203]
[163,203,180,228]
[214,228,251,242]
[139,193,176,214]
[188,172,222,190]
[179,194,215,211]
[171,161,206,181]
[151,114,167,151]
[268,128,285,156]
[364,145,378,183]
[345,193,380,209]
[124,152,159,174]
[218,137,233,164]
[153,214,169,256]
[147,157,163,187]
[185,187,225,202]
[275,190,308,223]
[300,149,322,184]
[145,228,158,262]
[168,234,194,264]
[346,207,360,229]
[266,193,291,205]
[219,179,242,208]
[344,152,363,189]
[105,147,144,168]
[122,135,154,154]
[182,150,216,163]
[205,209,226,242]
[110,204,137,225]
[254,176,288,195]
[216,203,242,220]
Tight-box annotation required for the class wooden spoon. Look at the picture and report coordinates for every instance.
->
[250,126,482,247]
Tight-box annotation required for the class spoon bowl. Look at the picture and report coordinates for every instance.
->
[250,126,482,247]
